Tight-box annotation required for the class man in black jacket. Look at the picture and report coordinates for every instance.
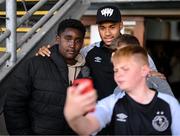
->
[4,19,88,135]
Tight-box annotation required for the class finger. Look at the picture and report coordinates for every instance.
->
[83,94,97,113]
[84,103,96,113]
[81,90,97,106]
[148,72,166,80]
[38,48,50,57]
[47,44,51,48]
[75,81,91,94]
[38,52,45,57]
[160,75,166,80]
[149,71,160,77]
[41,47,51,56]
[67,86,77,95]
[43,50,51,57]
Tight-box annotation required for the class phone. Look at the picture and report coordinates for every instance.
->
[72,78,93,94]
[72,78,95,112]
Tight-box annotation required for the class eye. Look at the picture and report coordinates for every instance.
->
[111,26,115,29]
[64,36,72,41]
[113,69,118,73]
[122,67,129,71]
[75,39,83,45]
[99,26,105,31]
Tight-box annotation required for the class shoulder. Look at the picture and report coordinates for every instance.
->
[80,42,101,57]
[97,89,125,107]
[147,76,174,96]
[147,54,157,71]
[11,56,46,78]
[157,92,179,109]
[20,56,52,75]
[28,56,50,66]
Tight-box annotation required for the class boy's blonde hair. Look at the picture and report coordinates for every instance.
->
[111,45,149,66]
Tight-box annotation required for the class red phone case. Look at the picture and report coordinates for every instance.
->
[72,78,95,112]
[72,78,93,94]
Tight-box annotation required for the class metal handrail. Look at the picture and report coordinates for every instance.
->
[0,0,5,4]
[0,0,49,66]
[17,0,66,47]
[5,0,17,65]
[17,0,48,28]
[0,52,10,67]
[0,30,10,43]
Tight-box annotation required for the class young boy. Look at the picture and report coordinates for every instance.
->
[4,19,87,135]
[111,34,174,96]
[64,45,180,135]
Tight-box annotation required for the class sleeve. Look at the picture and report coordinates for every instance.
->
[4,59,35,135]
[147,77,174,97]
[148,54,157,71]
[80,42,99,58]
[90,94,118,133]
[147,54,174,97]
[80,65,90,78]
[170,98,180,135]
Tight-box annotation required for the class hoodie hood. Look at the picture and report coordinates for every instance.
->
[68,53,85,68]
[68,53,86,85]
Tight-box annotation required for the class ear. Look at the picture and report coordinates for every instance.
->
[141,65,150,77]
[119,22,123,30]
[56,35,60,42]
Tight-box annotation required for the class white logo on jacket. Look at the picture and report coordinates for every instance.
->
[116,113,128,122]
[152,111,169,132]
[94,57,102,63]
[101,8,114,17]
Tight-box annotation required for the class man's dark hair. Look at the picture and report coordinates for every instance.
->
[57,19,86,38]
[110,34,140,50]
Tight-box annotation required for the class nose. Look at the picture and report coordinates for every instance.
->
[115,70,123,78]
[68,40,75,47]
[105,28,111,36]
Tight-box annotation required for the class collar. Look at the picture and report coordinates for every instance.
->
[50,44,69,84]
[99,41,114,54]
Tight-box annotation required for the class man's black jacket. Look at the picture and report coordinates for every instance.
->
[4,45,88,135]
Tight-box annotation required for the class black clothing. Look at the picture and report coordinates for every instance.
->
[109,92,172,135]
[85,41,117,100]
[4,45,87,135]
[83,41,116,135]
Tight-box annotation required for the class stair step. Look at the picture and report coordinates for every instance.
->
[17,0,40,2]
[1,27,32,32]
[0,47,21,52]
[16,0,57,2]
[0,48,6,52]
[0,11,49,16]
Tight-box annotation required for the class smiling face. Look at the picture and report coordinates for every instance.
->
[98,22,123,46]
[56,28,84,64]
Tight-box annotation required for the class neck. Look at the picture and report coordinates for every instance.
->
[66,59,77,65]
[126,82,155,104]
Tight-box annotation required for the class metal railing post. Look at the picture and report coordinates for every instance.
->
[6,0,17,66]
[17,0,48,28]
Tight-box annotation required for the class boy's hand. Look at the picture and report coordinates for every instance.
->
[148,70,166,80]
[35,45,51,57]
[64,82,97,122]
